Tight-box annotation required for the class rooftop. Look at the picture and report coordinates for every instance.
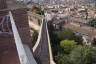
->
[0,0,27,11]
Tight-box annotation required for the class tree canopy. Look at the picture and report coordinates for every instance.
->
[60,40,77,53]
[56,29,83,44]
[88,19,96,27]
[70,46,96,64]
[31,5,44,15]
[55,45,96,64]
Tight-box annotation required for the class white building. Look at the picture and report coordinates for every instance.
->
[45,12,54,21]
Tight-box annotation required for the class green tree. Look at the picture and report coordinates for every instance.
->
[60,40,78,53]
[91,48,96,63]
[56,29,83,44]
[74,35,83,45]
[55,53,71,64]
[92,38,96,45]
[88,19,96,27]
[32,5,44,15]
[31,30,38,47]
[57,29,75,40]
[70,46,96,64]
[55,45,96,64]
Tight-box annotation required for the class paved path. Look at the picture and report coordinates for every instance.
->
[34,20,50,64]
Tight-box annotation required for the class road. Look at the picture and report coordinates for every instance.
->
[34,20,50,64]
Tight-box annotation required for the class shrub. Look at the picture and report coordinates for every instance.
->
[60,40,78,53]
[88,19,96,27]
